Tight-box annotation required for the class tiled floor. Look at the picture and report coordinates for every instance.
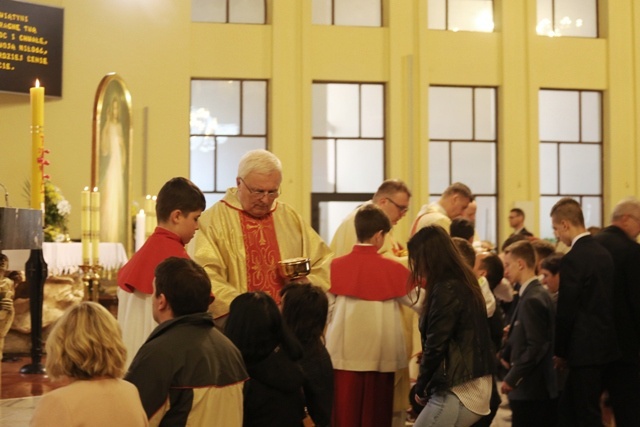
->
[0,396,41,427]
[0,356,67,427]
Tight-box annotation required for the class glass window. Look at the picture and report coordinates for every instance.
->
[192,0,266,24]
[428,0,494,33]
[558,144,600,195]
[428,142,450,194]
[451,142,496,194]
[311,82,385,239]
[539,89,579,142]
[538,89,602,239]
[536,0,597,38]
[190,79,268,205]
[336,139,384,192]
[429,86,473,140]
[539,143,558,194]
[312,0,381,27]
[429,86,498,245]
[317,201,363,244]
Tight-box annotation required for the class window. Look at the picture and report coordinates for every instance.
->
[312,0,382,27]
[428,0,494,32]
[311,82,385,242]
[539,89,602,239]
[428,86,498,244]
[190,79,268,207]
[536,0,597,38]
[191,0,266,24]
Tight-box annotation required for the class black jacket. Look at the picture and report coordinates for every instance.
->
[594,225,640,362]
[416,279,495,397]
[243,348,305,427]
[504,280,558,401]
[300,346,333,427]
[556,235,619,366]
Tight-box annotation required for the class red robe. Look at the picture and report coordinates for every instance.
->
[117,227,189,294]
[330,245,409,301]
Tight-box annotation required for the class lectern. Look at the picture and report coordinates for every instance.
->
[0,207,47,374]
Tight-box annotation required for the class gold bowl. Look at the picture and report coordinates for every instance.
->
[277,257,311,279]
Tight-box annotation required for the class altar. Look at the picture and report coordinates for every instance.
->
[2,242,127,355]
[4,242,128,276]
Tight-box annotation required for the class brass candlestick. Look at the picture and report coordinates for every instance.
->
[79,264,102,302]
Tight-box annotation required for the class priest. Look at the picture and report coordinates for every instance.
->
[193,149,332,326]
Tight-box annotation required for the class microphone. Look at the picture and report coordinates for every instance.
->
[0,182,9,207]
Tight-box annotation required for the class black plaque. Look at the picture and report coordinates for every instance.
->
[0,0,63,96]
[0,207,43,250]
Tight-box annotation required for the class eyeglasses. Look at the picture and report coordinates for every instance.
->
[239,178,280,199]
[385,197,408,213]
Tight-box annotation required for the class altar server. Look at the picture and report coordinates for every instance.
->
[117,177,205,368]
[326,204,418,427]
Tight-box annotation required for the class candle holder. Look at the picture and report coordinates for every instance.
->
[79,263,102,302]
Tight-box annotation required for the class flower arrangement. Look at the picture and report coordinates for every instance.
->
[43,180,71,242]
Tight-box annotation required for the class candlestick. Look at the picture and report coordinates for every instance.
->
[30,80,45,211]
[91,187,100,263]
[79,264,102,302]
[81,187,91,264]
[135,209,146,252]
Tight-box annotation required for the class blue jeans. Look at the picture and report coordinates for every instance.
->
[414,391,482,427]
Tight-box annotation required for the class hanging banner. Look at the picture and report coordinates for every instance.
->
[0,0,64,96]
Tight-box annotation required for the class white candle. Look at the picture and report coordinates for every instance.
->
[91,187,100,264]
[81,187,91,264]
[135,209,146,252]
[145,195,156,238]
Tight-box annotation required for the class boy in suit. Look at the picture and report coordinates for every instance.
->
[501,240,557,427]
[550,197,618,426]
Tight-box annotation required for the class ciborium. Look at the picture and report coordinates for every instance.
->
[277,257,311,280]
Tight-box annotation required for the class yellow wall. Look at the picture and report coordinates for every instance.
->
[1,0,638,246]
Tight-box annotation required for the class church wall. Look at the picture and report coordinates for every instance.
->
[0,0,638,246]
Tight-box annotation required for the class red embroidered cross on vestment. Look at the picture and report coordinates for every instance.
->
[239,211,284,302]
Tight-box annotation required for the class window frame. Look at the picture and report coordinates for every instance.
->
[189,78,269,201]
[428,84,499,244]
[310,80,387,236]
[538,88,604,236]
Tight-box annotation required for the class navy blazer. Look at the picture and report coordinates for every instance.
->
[555,235,619,366]
[504,279,557,401]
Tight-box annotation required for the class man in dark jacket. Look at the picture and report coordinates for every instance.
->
[126,257,248,426]
[593,197,640,426]
[550,198,618,426]
[501,240,557,427]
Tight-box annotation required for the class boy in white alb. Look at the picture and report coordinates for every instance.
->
[326,204,419,427]
[117,177,205,369]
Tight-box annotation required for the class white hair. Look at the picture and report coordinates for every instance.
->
[237,149,282,179]
[611,197,640,221]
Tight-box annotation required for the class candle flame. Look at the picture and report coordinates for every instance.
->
[93,187,98,192]
[84,186,89,191]
[35,79,40,88]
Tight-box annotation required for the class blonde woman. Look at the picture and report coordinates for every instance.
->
[30,302,148,427]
